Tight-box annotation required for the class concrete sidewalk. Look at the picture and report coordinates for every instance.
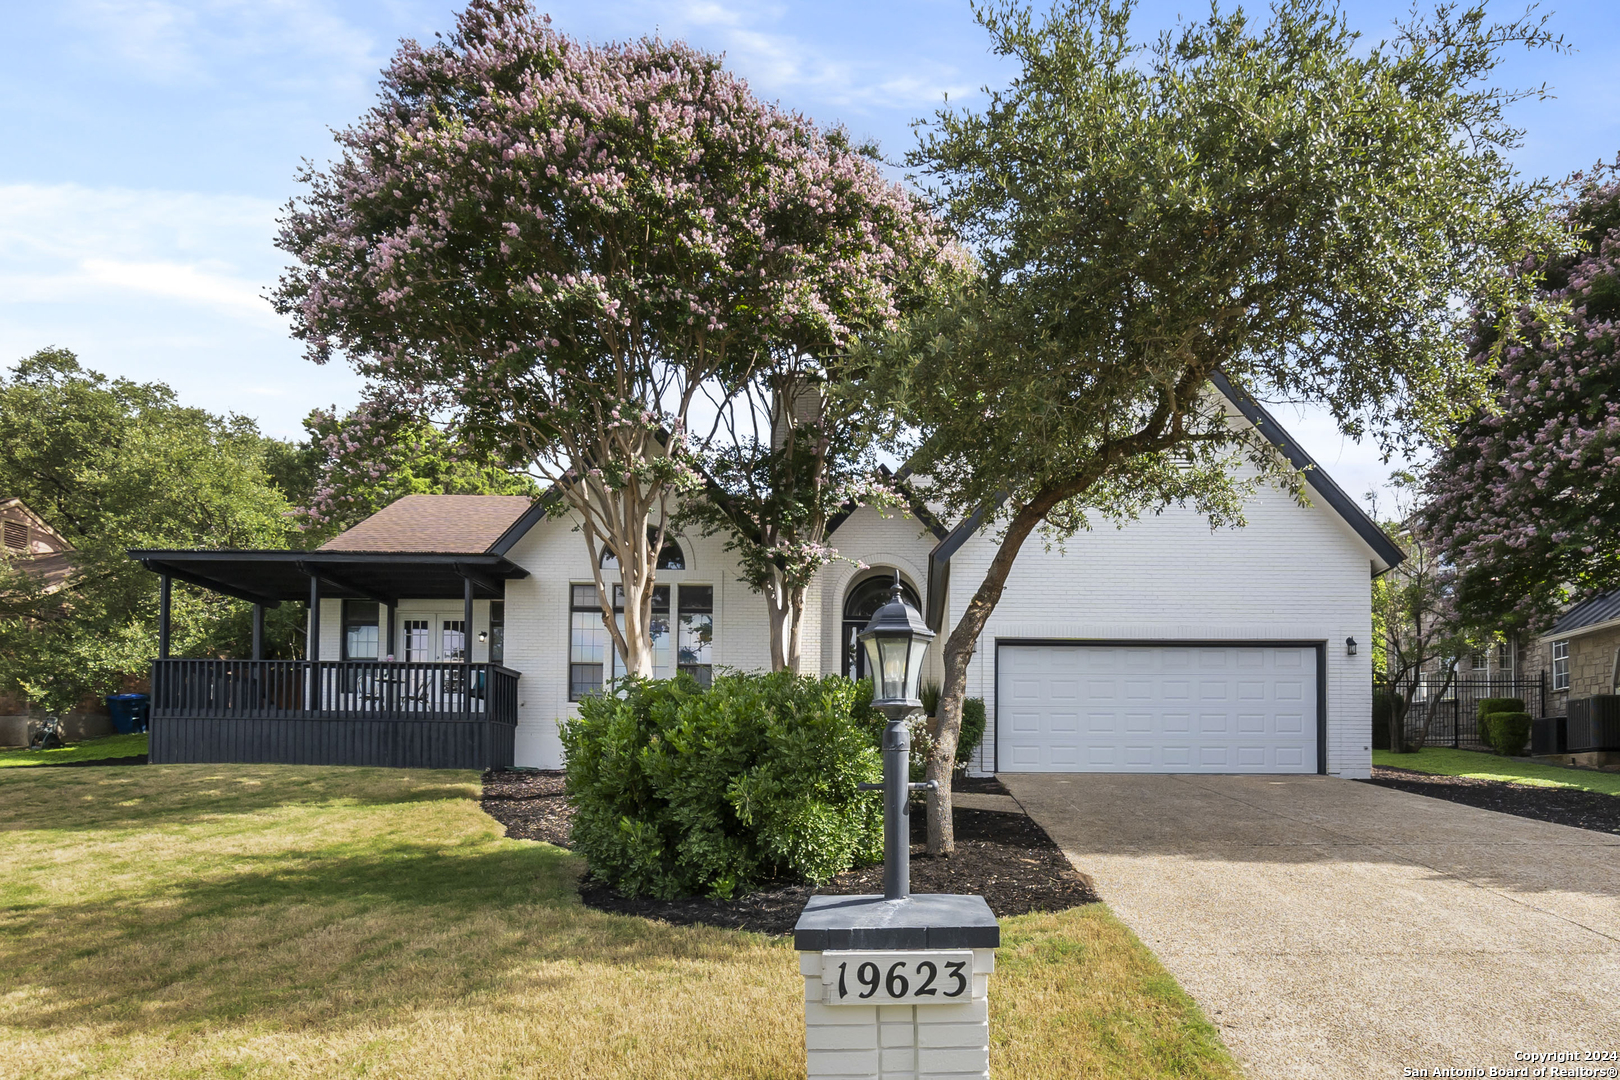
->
[1000,772,1620,1079]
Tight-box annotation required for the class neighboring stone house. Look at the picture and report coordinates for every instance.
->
[1538,591,1620,711]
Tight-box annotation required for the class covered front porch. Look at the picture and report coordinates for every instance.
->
[130,548,529,770]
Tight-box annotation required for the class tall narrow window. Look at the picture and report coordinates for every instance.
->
[489,601,505,666]
[678,585,713,687]
[1552,640,1570,692]
[342,601,380,661]
[570,585,610,700]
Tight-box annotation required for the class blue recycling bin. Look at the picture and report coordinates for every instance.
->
[106,693,150,734]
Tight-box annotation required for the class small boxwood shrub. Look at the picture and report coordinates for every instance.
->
[1476,697,1525,750]
[561,671,882,900]
[958,698,987,769]
[1486,711,1533,756]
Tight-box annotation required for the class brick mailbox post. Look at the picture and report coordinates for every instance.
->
[795,894,1000,1079]
[792,576,1002,1079]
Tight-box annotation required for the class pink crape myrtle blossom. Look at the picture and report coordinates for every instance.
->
[272,0,952,677]
[1422,161,1620,632]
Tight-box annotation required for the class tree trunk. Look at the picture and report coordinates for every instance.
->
[784,581,806,674]
[925,496,1065,855]
[765,568,791,672]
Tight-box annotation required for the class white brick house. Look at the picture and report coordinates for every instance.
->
[133,379,1399,776]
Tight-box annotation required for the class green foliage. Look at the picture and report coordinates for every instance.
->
[919,679,942,717]
[1476,698,1526,750]
[0,349,299,711]
[560,671,882,899]
[1485,712,1533,756]
[294,402,538,545]
[957,697,987,768]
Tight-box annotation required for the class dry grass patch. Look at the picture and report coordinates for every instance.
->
[0,764,1238,1079]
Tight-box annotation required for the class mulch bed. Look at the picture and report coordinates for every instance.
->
[1364,765,1620,835]
[480,769,1097,935]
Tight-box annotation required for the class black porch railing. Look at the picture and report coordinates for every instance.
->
[1376,673,1548,752]
[148,660,519,769]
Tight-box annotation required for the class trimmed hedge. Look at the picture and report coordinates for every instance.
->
[1476,697,1525,750]
[561,671,883,900]
[1485,711,1533,756]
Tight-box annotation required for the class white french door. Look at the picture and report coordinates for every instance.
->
[402,616,466,662]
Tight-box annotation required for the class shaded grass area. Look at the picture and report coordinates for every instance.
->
[0,764,1240,1079]
[0,733,149,768]
[1373,747,1620,796]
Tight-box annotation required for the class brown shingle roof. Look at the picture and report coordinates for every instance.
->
[319,495,537,553]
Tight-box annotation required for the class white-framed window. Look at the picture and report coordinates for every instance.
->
[1497,639,1514,676]
[570,583,694,700]
[1552,639,1570,692]
[1471,651,1487,671]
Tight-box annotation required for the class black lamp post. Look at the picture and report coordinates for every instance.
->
[856,575,937,902]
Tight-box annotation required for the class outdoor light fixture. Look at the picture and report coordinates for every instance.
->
[856,573,937,901]
[478,630,489,643]
[858,574,936,717]
[1346,636,1358,656]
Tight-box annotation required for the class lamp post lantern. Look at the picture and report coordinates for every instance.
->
[856,574,936,901]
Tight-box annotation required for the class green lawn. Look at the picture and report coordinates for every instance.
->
[0,732,149,768]
[1374,747,1620,796]
[0,763,1241,1080]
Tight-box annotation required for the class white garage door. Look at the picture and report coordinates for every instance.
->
[997,644,1317,773]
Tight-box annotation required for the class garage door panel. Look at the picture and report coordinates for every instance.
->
[998,644,1317,774]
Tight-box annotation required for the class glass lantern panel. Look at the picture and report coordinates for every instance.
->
[904,637,927,703]
[863,637,883,692]
[877,633,910,702]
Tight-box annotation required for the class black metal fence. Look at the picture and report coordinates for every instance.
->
[1376,673,1548,752]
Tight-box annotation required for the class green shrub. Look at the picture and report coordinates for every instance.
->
[919,679,942,718]
[1476,697,1525,750]
[560,671,883,900]
[957,698,987,769]
[1486,711,1533,756]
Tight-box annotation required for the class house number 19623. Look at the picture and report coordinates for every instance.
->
[820,950,977,1005]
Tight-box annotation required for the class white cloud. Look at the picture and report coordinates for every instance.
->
[0,183,284,322]
[60,0,381,92]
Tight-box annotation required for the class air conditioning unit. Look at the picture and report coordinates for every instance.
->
[1566,696,1620,752]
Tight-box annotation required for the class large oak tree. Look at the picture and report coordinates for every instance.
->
[883,0,1571,853]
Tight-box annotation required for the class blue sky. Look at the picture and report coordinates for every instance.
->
[2,0,1617,509]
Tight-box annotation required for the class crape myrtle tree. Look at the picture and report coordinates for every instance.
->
[881,0,1571,854]
[275,0,949,677]
[1422,161,1620,631]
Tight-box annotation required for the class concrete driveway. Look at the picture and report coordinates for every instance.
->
[1000,773,1620,1079]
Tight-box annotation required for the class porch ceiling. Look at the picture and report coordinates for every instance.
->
[128,549,528,607]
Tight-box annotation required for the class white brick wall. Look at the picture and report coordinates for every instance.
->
[316,465,1376,775]
[948,470,1376,779]
[799,949,994,1080]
